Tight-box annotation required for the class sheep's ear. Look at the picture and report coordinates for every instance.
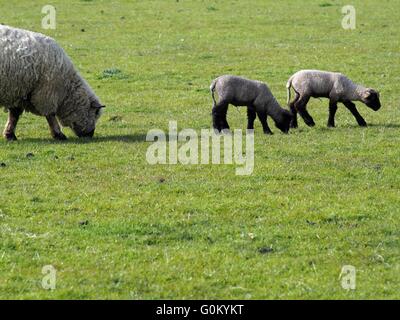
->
[362,90,372,99]
[91,100,106,109]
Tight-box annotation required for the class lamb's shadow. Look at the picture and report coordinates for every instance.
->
[345,123,400,129]
[314,123,400,132]
[365,123,400,129]
[20,134,148,144]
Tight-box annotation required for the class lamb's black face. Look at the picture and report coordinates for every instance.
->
[276,110,293,134]
[363,89,381,111]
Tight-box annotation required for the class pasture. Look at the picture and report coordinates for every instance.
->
[0,0,399,299]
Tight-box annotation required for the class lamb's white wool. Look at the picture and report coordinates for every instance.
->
[0,25,104,139]
[286,70,381,128]
[286,70,375,104]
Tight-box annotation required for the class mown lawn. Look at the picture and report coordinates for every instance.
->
[0,0,399,299]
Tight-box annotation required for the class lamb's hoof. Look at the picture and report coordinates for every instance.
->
[264,131,273,135]
[358,122,367,127]
[306,121,316,127]
[53,132,68,141]
[290,123,298,129]
[4,132,17,141]
[327,123,335,128]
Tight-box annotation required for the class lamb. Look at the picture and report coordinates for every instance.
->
[286,70,381,128]
[0,25,105,141]
[210,75,293,134]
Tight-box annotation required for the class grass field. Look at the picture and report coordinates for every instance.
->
[0,0,399,299]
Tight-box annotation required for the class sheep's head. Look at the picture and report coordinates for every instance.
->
[362,89,381,111]
[275,109,293,134]
[58,86,105,138]
[71,99,105,138]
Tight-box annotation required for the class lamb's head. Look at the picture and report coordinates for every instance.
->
[58,87,105,138]
[275,108,293,134]
[361,89,381,111]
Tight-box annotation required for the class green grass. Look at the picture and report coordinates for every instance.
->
[0,0,399,299]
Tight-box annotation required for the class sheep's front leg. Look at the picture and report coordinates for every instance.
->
[343,101,367,127]
[3,108,23,141]
[46,114,67,140]
[256,110,273,135]
[327,101,338,127]
[247,107,256,130]
[295,96,315,127]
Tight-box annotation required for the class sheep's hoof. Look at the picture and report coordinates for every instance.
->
[290,123,298,129]
[306,121,316,127]
[264,131,273,135]
[327,123,335,128]
[358,121,367,127]
[4,132,17,141]
[53,132,68,141]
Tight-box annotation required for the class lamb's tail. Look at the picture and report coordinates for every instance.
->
[286,76,294,106]
[210,79,217,107]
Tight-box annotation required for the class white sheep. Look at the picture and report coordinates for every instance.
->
[0,25,104,141]
[286,70,381,128]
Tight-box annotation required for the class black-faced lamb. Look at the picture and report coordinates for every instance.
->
[210,75,293,134]
[286,70,381,128]
[0,25,105,141]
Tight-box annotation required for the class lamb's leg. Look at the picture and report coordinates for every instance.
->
[212,107,221,132]
[212,101,228,132]
[46,114,67,140]
[219,104,230,131]
[3,108,23,141]
[327,101,338,127]
[295,96,315,127]
[289,93,299,128]
[256,110,273,135]
[343,101,367,127]
[247,107,256,130]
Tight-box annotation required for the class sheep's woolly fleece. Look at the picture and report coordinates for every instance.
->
[0,25,103,134]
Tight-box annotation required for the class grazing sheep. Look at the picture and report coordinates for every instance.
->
[286,70,381,128]
[210,75,293,134]
[0,25,105,141]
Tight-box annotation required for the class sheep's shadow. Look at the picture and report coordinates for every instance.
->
[343,123,400,129]
[308,123,400,132]
[364,123,400,129]
[16,134,148,144]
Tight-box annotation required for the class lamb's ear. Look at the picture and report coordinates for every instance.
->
[362,90,372,99]
[91,100,106,109]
